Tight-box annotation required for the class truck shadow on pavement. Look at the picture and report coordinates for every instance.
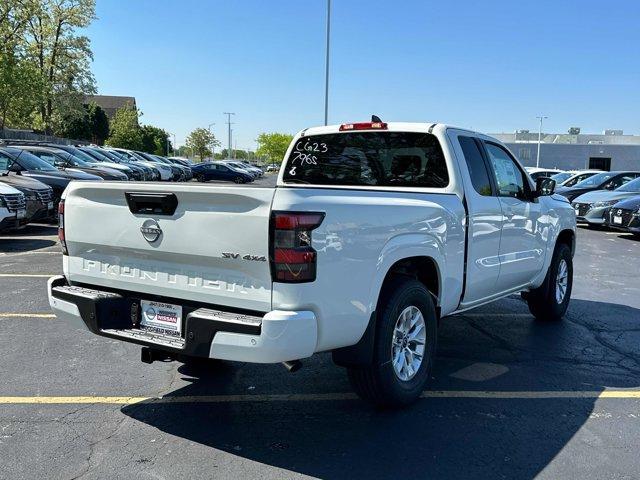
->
[122,297,640,479]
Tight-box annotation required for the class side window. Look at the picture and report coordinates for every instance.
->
[0,152,13,171]
[484,143,527,199]
[458,136,493,196]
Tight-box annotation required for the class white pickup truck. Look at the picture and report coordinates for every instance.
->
[48,121,576,406]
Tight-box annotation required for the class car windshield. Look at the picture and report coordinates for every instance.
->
[4,149,58,172]
[64,147,99,164]
[81,148,110,162]
[573,172,616,188]
[282,131,449,187]
[551,172,571,183]
[615,177,640,192]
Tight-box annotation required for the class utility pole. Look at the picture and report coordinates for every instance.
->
[223,112,235,159]
[323,0,331,125]
[536,115,547,168]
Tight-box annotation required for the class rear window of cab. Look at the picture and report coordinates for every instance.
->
[282,131,449,188]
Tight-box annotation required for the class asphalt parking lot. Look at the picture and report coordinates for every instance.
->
[1,179,639,480]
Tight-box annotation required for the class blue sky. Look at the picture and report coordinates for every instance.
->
[87,0,640,149]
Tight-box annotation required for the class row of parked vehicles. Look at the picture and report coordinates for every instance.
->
[525,167,640,236]
[0,140,261,232]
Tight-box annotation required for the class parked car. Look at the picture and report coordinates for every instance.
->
[266,164,279,172]
[134,151,183,181]
[77,146,146,181]
[49,120,576,407]
[604,196,640,237]
[151,154,192,181]
[28,143,135,180]
[12,145,128,180]
[555,171,640,201]
[163,156,194,180]
[0,182,26,231]
[0,172,54,224]
[192,161,253,183]
[237,161,264,177]
[167,157,194,168]
[95,148,156,180]
[572,177,640,226]
[222,160,259,179]
[553,170,601,188]
[0,147,101,209]
[525,167,563,180]
[107,148,172,180]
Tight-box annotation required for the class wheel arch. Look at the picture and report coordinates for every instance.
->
[332,253,442,368]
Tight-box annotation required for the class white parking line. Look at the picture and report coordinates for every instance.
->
[1,390,640,405]
[0,274,54,278]
[0,313,56,318]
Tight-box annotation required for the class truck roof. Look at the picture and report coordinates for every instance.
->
[298,122,476,137]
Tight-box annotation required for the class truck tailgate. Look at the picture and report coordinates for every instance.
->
[62,182,275,312]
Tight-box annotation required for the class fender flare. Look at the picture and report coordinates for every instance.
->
[332,234,445,367]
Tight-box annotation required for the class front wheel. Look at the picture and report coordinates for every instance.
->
[197,174,206,182]
[347,277,437,408]
[523,243,573,321]
[234,176,245,184]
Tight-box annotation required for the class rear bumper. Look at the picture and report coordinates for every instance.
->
[47,275,317,363]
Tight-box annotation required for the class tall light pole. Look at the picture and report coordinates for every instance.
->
[536,115,547,168]
[208,123,216,159]
[223,112,235,159]
[323,0,331,125]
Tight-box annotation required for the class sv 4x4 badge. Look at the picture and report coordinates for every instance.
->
[222,252,267,262]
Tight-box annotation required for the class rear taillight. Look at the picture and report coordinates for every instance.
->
[58,200,67,255]
[270,212,325,283]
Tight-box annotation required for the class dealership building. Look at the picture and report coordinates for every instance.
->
[490,130,640,171]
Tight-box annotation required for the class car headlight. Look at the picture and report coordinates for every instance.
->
[591,200,618,209]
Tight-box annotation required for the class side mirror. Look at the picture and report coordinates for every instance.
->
[8,163,21,172]
[534,177,556,197]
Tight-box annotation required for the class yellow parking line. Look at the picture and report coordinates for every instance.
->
[0,313,55,318]
[1,390,640,405]
[0,274,54,278]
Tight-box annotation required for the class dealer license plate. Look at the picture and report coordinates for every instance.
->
[140,300,182,337]
[613,216,623,225]
[47,201,53,209]
[16,209,26,219]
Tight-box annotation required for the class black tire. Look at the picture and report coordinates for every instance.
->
[347,277,437,408]
[234,176,244,184]
[523,243,572,321]
[197,174,206,183]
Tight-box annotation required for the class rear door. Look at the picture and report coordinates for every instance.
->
[63,182,275,312]
[482,141,546,291]
[448,131,504,305]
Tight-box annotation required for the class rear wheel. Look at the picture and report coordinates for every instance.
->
[523,243,573,321]
[234,176,244,184]
[347,277,437,408]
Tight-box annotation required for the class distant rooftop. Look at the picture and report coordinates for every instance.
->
[84,95,137,118]
[491,130,640,145]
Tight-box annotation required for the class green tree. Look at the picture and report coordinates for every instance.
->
[185,127,220,161]
[141,125,171,156]
[256,132,293,164]
[105,104,143,150]
[0,54,44,129]
[24,0,97,133]
[86,102,109,144]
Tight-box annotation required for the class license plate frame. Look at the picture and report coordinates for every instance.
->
[47,201,53,210]
[140,300,183,337]
[16,209,26,220]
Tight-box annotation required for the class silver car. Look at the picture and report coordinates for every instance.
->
[571,176,640,225]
